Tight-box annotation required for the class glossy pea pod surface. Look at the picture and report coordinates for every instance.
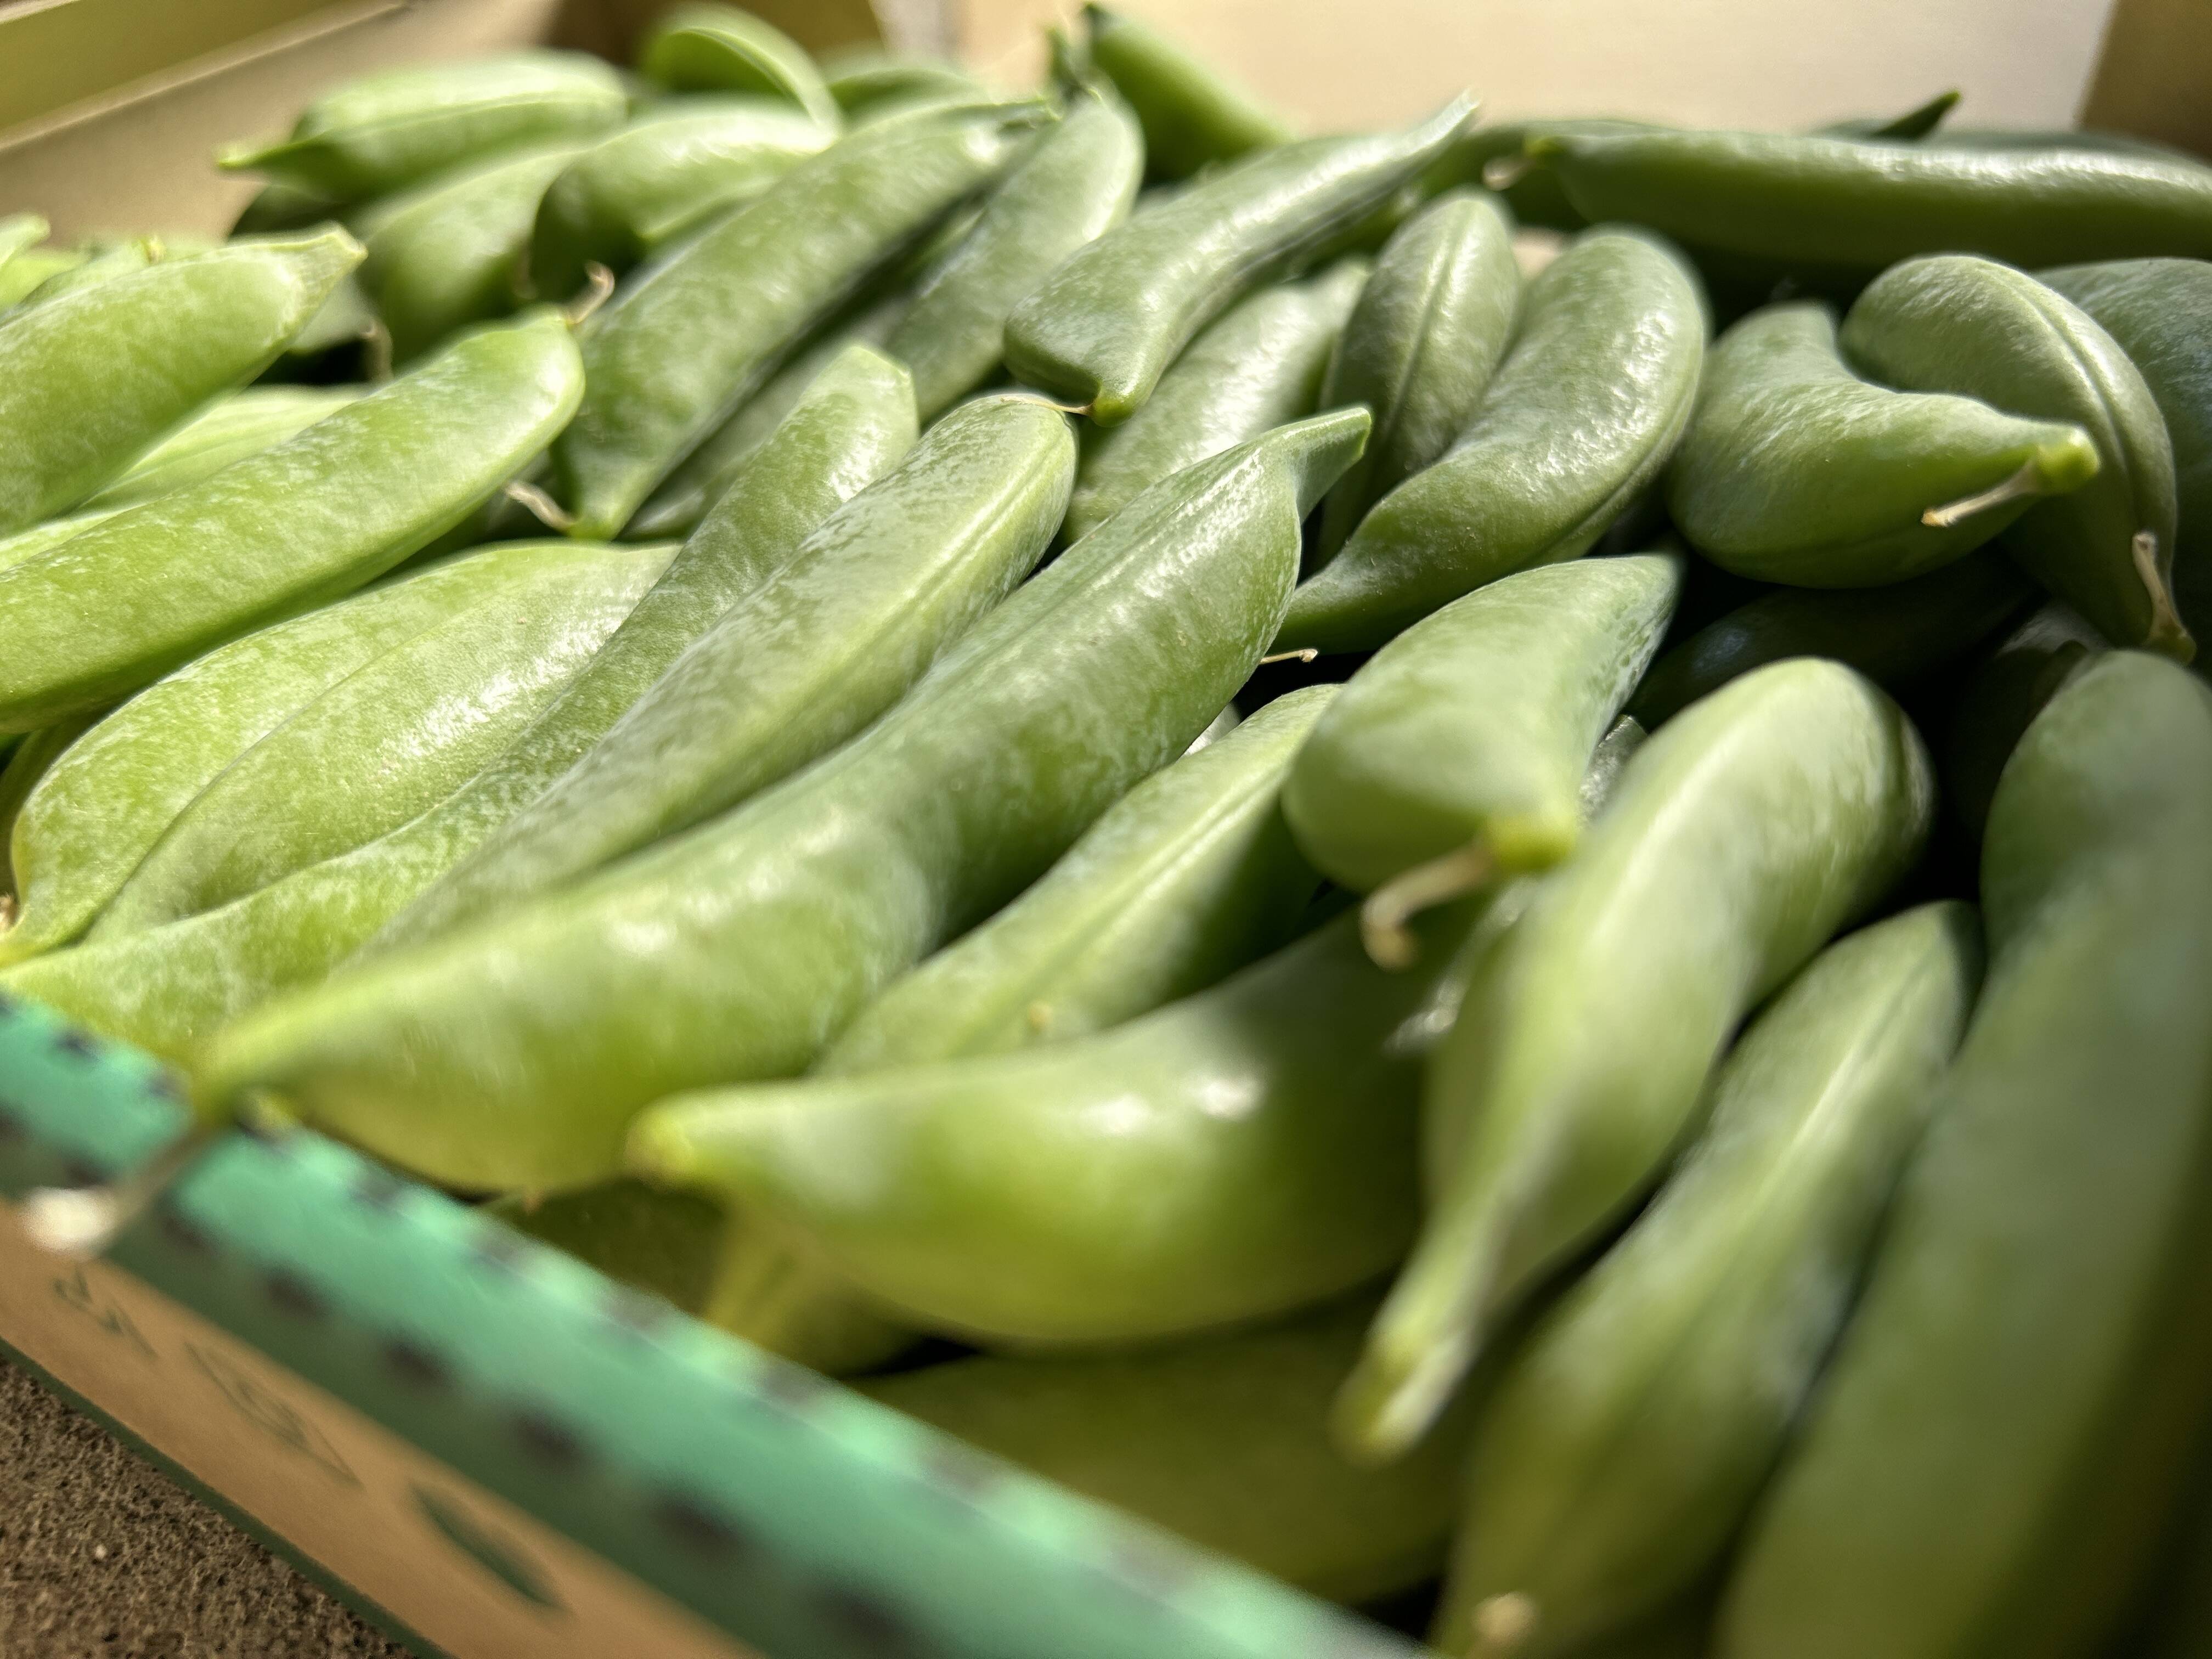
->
[194,410,1365,1192]
[1340,658,1936,1462]
[1078,2,1294,181]
[1280,226,1705,654]
[634,4,838,126]
[1718,653,2212,1659]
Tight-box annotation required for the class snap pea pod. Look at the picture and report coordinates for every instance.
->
[1944,601,2109,848]
[820,49,986,119]
[552,99,1047,538]
[860,1297,1473,1605]
[0,715,100,901]
[0,249,84,311]
[1284,554,1680,902]
[217,51,629,201]
[1078,3,1294,182]
[1668,300,2100,586]
[1279,226,1705,655]
[1435,902,1980,1658]
[0,230,361,536]
[528,99,833,299]
[1632,550,2033,729]
[887,93,1143,420]
[2128,1469,2212,1659]
[1004,99,1471,426]
[271,274,377,370]
[820,684,1332,1073]
[2041,258,2212,650]
[1313,189,1522,564]
[15,238,163,311]
[232,179,345,235]
[1818,88,1962,140]
[376,392,1065,949]
[0,512,121,578]
[0,306,583,735]
[1065,262,1362,544]
[0,214,45,269]
[1339,658,1934,1462]
[81,387,364,512]
[1716,652,2212,1659]
[635,4,838,127]
[1930,126,2196,162]
[1842,254,2188,658]
[196,409,1365,1192]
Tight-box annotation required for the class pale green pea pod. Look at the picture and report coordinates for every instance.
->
[820,682,1333,1073]
[820,49,986,119]
[1340,658,1936,1463]
[636,5,838,127]
[1434,901,1981,1658]
[0,249,85,311]
[0,714,102,901]
[274,274,377,368]
[0,512,123,579]
[14,237,164,311]
[0,215,46,270]
[80,387,364,512]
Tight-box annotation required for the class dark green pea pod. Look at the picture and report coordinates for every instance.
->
[1280,225,1706,656]
[634,4,837,127]
[528,98,833,300]
[1942,600,2107,845]
[819,683,1333,1073]
[80,387,364,513]
[1339,659,1934,1462]
[1079,2,1294,182]
[1435,902,1980,1658]
[193,409,1365,1191]
[819,48,986,119]
[1841,254,2190,658]
[230,179,345,235]
[216,51,630,201]
[860,1296,1474,1605]
[1004,98,1472,426]
[887,93,1144,420]
[1314,188,1523,563]
[552,99,1049,538]
[1816,88,1961,140]
[377,391,1066,948]
[1717,653,2212,1659]
[2,347,915,1057]
[2042,257,2212,650]
[1667,300,2101,586]
[0,230,362,535]
[1065,261,1363,544]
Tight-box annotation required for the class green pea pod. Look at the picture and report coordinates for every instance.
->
[887,93,1144,420]
[2041,258,2212,650]
[1280,226,1706,656]
[1842,255,2188,659]
[14,237,164,311]
[0,512,122,578]
[528,99,833,299]
[0,714,101,900]
[272,273,377,369]
[217,51,629,201]
[80,387,364,512]
[1065,261,1363,544]
[1667,300,2101,586]
[635,4,837,126]
[1284,553,1681,902]
[1943,600,2109,847]
[1004,98,1471,426]
[1079,3,1294,182]
[1716,652,2212,1659]
[2128,1469,2212,1659]
[194,409,1364,1191]
[0,249,84,311]
[553,99,1048,538]
[1816,88,1961,140]
[1423,119,1649,235]
[820,49,986,119]
[0,230,362,535]
[376,392,1066,949]
[1340,658,1934,1462]
[0,306,583,735]
[860,1297,1473,1605]
[0,214,46,270]
[2,347,913,1057]
[489,1178,726,1313]
[1928,126,2197,161]
[1434,902,1981,1658]
[232,179,345,235]
[1313,188,1523,564]
[820,683,1333,1073]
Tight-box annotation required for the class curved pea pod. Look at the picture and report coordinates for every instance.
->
[1065,262,1362,544]
[0,307,583,735]
[2042,258,2212,649]
[80,387,364,512]
[0,230,361,535]
[1632,550,2032,729]
[635,4,837,126]
[1842,255,2188,659]
[1944,601,2109,848]
[194,409,1365,1192]
[216,51,629,201]
[1280,227,1706,656]
[1285,553,1681,906]
[821,683,1333,1074]
[0,714,101,901]
[820,49,985,119]
[1434,902,1981,1659]
[15,238,164,310]
[552,99,1047,539]
[1340,658,1936,1462]
[1717,653,2212,1659]
[528,99,833,300]
[861,1297,1472,1604]
[1667,300,2100,587]
[1078,3,1293,182]
[1313,188,1523,564]
[1004,98,1471,426]
[887,93,1143,420]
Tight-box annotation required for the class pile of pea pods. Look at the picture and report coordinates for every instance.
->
[5,2,2212,1650]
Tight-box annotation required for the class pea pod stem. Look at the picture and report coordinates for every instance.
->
[1920,460,2045,527]
[1361,842,1496,970]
